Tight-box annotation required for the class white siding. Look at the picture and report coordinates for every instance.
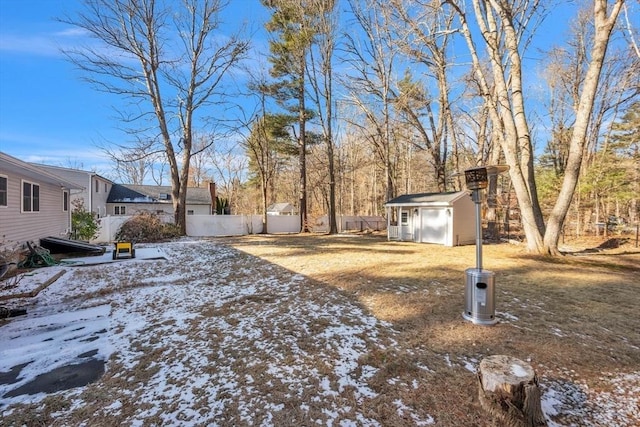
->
[106,203,210,216]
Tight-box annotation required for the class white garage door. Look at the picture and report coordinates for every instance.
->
[419,208,448,244]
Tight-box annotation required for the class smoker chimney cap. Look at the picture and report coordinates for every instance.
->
[464,167,488,189]
[462,165,509,190]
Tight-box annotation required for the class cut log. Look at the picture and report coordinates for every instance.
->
[478,355,547,427]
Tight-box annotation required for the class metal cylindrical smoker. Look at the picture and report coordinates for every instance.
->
[461,166,506,326]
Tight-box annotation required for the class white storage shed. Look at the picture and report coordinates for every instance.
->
[385,191,475,246]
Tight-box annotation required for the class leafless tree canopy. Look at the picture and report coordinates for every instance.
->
[62,0,249,233]
[63,0,638,253]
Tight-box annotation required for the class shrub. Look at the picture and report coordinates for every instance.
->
[72,200,100,241]
[115,211,181,243]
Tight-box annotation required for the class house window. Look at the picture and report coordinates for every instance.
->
[104,182,107,193]
[401,212,408,225]
[187,210,194,215]
[95,179,99,193]
[63,191,69,212]
[0,175,7,207]
[22,181,40,212]
[114,206,126,215]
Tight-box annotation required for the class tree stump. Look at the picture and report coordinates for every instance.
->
[478,355,547,427]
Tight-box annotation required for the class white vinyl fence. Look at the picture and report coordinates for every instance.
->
[93,214,385,243]
[310,215,386,233]
[93,216,130,243]
[187,214,304,236]
[93,214,301,243]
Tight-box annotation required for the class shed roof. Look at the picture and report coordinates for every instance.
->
[108,184,212,205]
[385,191,468,207]
[267,202,296,213]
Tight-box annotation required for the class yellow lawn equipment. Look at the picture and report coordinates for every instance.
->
[112,241,136,260]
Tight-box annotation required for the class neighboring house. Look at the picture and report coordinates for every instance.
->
[385,191,476,246]
[0,152,82,246]
[267,202,297,216]
[34,164,114,218]
[107,183,215,216]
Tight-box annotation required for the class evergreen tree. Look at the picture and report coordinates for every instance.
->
[262,0,317,232]
[608,102,640,221]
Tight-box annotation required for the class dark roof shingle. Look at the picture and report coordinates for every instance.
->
[108,184,212,204]
[385,191,467,206]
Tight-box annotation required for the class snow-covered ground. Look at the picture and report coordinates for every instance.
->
[0,239,638,425]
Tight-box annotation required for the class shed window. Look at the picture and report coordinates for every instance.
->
[114,206,126,215]
[22,181,40,212]
[0,176,7,207]
[187,210,194,215]
[401,212,408,225]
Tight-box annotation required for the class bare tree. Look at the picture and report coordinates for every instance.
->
[204,139,247,214]
[188,134,216,188]
[388,0,459,192]
[446,0,624,254]
[306,0,339,233]
[343,0,398,204]
[244,113,295,232]
[335,108,377,216]
[61,0,248,233]
[622,1,640,59]
[99,137,162,185]
[445,0,548,252]
[543,0,625,254]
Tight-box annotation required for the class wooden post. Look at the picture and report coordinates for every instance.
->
[478,355,547,427]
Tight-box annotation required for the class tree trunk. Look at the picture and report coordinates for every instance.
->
[478,355,547,427]
[451,0,546,253]
[543,0,624,254]
[261,174,269,234]
[299,55,309,233]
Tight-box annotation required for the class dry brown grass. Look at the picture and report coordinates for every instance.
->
[225,232,640,426]
[2,235,637,426]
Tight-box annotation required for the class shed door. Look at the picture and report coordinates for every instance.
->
[420,208,448,244]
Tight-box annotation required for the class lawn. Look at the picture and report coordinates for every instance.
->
[0,234,638,426]
[226,233,640,426]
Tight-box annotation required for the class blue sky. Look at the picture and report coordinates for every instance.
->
[1,1,107,169]
[1,1,636,179]
[0,0,268,176]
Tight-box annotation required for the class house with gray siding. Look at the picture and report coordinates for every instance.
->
[107,183,215,216]
[34,164,113,218]
[0,152,81,247]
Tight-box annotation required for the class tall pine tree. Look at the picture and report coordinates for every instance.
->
[262,0,317,232]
